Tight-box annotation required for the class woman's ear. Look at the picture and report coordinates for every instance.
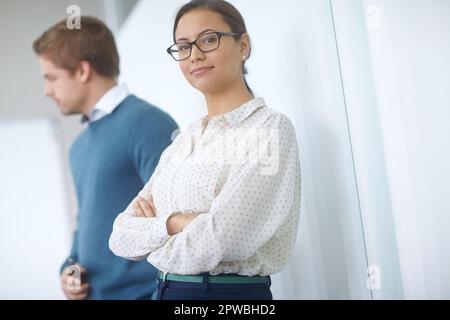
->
[239,33,251,58]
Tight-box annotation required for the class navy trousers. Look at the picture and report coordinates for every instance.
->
[156,275,273,300]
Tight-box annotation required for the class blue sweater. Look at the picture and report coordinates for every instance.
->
[64,95,178,299]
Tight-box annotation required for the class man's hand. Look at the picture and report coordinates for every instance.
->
[132,195,156,218]
[60,264,90,300]
[166,212,200,235]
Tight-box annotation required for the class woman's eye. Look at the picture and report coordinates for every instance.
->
[177,44,190,52]
[201,35,217,45]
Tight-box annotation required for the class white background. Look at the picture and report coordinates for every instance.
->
[0,119,70,299]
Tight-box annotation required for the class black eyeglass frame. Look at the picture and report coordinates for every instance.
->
[167,31,238,61]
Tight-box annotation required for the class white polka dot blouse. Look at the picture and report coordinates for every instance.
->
[109,97,301,276]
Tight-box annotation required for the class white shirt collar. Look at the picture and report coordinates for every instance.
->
[82,83,130,124]
[196,97,266,129]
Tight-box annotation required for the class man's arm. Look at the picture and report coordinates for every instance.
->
[129,107,179,184]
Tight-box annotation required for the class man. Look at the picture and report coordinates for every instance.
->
[33,16,178,299]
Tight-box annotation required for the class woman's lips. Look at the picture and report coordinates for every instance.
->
[190,66,214,76]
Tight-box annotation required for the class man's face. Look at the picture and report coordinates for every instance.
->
[38,56,86,115]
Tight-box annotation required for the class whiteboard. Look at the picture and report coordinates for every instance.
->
[0,118,70,299]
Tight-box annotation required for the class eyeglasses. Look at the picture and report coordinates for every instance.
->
[167,31,237,61]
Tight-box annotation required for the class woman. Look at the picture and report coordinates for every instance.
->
[109,0,301,300]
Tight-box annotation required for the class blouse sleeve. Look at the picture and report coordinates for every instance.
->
[108,130,185,260]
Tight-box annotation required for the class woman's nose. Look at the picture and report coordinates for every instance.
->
[190,44,205,62]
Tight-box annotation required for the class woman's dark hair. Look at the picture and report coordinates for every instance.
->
[173,0,253,94]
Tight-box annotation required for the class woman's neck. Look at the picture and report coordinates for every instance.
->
[204,81,254,118]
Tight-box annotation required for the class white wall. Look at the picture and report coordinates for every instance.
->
[333,0,450,299]
[331,0,404,299]
[375,0,450,299]
[0,119,70,299]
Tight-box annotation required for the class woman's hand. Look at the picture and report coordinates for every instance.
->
[132,195,156,218]
[166,212,200,235]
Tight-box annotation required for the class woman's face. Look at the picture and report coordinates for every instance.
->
[175,9,249,95]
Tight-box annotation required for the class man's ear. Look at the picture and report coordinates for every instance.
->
[74,60,92,83]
